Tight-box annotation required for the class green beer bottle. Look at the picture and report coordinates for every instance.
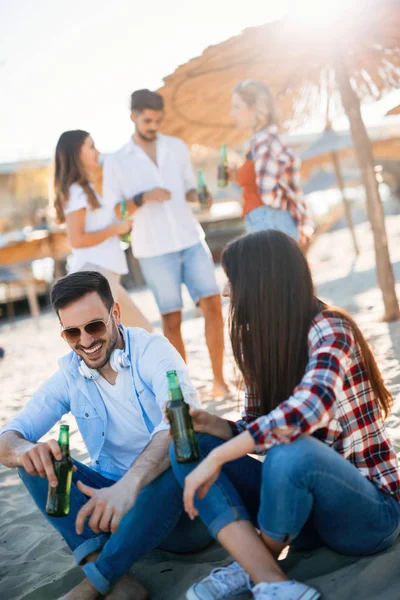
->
[167,370,199,463]
[197,170,211,209]
[217,144,229,188]
[46,424,73,517]
[119,200,132,244]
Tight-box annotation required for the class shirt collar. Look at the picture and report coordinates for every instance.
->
[124,133,165,155]
[252,125,279,144]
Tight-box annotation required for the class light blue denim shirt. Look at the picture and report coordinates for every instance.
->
[0,326,200,480]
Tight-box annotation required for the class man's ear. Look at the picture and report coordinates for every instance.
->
[112,302,121,326]
[130,112,136,125]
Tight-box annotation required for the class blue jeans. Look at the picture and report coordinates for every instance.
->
[170,434,400,556]
[138,241,219,315]
[244,205,299,241]
[19,461,212,593]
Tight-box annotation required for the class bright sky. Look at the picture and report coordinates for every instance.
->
[1,0,399,164]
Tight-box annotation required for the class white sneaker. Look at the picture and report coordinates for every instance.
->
[186,561,251,599]
[252,581,321,600]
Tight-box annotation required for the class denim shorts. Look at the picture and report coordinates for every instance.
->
[244,205,299,241]
[138,242,220,315]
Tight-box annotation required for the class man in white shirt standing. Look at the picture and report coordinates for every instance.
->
[103,89,230,399]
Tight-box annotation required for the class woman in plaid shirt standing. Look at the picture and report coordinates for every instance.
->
[231,80,314,246]
[170,230,400,600]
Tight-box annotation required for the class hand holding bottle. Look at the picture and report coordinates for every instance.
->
[18,439,62,487]
[114,219,133,237]
[164,406,233,441]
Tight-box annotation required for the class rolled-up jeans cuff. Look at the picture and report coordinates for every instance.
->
[208,506,250,538]
[259,525,298,545]
[73,534,108,566]
[83,561,111,594]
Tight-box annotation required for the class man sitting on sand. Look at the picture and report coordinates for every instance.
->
[0,271,211,600]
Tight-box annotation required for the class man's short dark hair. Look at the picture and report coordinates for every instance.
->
[50,271,114,314]
[130,89,164,113]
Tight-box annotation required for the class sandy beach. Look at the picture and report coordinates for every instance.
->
[1,206,400,600]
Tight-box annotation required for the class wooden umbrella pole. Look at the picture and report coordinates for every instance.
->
[330,151,360,256]
[335,63,400,321]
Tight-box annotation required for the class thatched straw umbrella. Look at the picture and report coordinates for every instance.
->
[159,0,400,320]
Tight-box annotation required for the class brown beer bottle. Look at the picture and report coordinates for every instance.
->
[217,144,229,188]
[166,370,199,463]
[197,170,211,209]
[46,424,73,517]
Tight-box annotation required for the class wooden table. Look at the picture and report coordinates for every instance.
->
[0,229,70,322]
[0,229,70,269]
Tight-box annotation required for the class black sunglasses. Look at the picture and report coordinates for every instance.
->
[60,309,112,343]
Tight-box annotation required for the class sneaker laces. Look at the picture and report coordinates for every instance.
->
[200,562,250,598]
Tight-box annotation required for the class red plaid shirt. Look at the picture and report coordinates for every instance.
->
[231,312,400,501]
[251,126,315,243]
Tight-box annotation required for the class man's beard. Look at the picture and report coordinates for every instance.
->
[81,320,119,370]
[137,129,157,142]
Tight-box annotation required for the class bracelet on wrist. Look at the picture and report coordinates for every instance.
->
[133,193,144,207]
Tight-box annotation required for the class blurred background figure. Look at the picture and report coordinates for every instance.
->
[103,90,230,398]
[53,130,152,331]
[230,80,314,245]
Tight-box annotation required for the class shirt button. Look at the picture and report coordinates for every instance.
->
[85,413,89,417]
[102,432,105,436]
[96,460,99,464]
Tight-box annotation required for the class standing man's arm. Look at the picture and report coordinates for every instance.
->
[103,155,171,218]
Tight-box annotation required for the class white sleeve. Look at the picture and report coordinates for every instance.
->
[65,185,88,215]
[103,156,124,208]
[179,140,196,193]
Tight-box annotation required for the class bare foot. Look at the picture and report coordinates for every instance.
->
[212,381,233,399]
[58,577,100,600]
[105,573,149,600]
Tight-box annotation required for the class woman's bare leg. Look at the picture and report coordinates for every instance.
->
[217,520,288,584]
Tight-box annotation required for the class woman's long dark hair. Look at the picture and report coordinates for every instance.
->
[53,130,100,223]
[222,230,393,419]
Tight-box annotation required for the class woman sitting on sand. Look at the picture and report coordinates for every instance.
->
[53,130,152,330]
[230,80,314,246]
[170,230,400,600]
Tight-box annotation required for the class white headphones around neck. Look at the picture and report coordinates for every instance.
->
[78,348,130,380]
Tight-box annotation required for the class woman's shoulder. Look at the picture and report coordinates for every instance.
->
[65,183,89,213]
[308,311,355,351]
[251,126,289,158]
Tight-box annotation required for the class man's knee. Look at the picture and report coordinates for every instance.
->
[199,295,222,318]
[162,311,182,334]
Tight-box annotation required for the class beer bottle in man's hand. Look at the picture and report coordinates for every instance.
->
[120,200,132,244]
[46,424,73,517]
[167,370,199,463]
[217,144,229,188]
[197,170,211,209]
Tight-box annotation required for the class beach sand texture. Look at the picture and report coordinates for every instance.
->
[1,209,400,599]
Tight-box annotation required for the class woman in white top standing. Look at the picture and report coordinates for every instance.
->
[53,130,152,331]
